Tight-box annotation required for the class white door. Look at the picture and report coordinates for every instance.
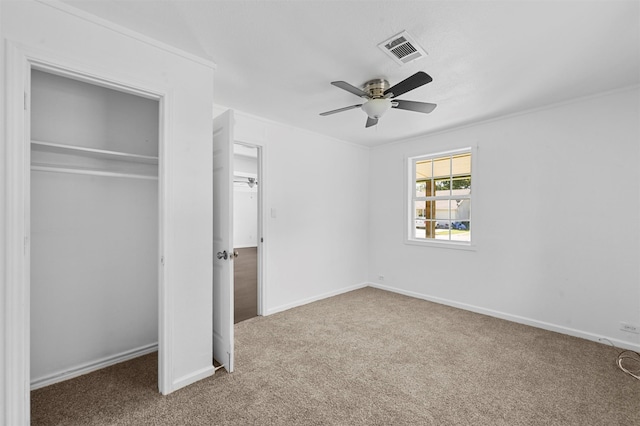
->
[212,110,234,372]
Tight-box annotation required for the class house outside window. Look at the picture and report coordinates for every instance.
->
[407,147,473,247]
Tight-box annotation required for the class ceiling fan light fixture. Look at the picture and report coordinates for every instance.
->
[319,72,436,128]
[361,98,391,119]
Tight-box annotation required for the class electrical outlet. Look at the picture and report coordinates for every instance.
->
[378,275,385,281]
[620,322,640,334]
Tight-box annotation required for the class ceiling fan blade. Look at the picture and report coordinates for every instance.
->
[331,81,369,98]
[383,71,433,98]
[392,100,437,114]
[319,104,363,116]
[365,117,378,128]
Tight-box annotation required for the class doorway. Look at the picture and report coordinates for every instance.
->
[17,63,167,426]
[233,143,261,323]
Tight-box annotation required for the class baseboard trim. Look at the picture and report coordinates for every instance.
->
[172,365,215,392]
[368,283,640,352]
[30,342,158,390]
[266,282,369,316]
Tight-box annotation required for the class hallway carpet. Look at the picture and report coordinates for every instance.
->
[31,287,639,425]
[234,246,258,323]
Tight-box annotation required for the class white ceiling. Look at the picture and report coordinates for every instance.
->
[62,0,640,147]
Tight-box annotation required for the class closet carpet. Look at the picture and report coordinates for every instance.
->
[31,287,639,425]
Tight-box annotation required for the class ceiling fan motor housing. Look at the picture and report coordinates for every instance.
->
[361,79,392,119]
[363,79,390,98]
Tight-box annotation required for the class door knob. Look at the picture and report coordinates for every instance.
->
[233,250,239,258]
[216,250,228,260]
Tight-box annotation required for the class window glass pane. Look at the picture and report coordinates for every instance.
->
[416,179,432,197]
[452,153,471,175]
[452,176,471,196]
[413,223,421,239]
[453,199,471,222]
[435,220,450,230]
[435,199,453,221]
[432,156,450,178]
[414,225,422,239]
[451,221,471,242]
[435,221,451,240]
[414,201,436,220]
[416,160,432,179]
[424,220,436,239]
[415,220,438,239]
[423,200,435,220]
[416,181,425,196]
[434,178,450,196]
[414,201,425,219]
[415,201,435,239]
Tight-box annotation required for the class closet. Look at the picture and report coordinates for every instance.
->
[29,69,160,388]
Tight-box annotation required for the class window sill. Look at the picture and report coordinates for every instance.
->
[405,238,477,251]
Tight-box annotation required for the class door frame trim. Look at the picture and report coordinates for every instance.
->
[3,41,172,424]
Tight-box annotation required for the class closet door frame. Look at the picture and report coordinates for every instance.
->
[4,42,172,423]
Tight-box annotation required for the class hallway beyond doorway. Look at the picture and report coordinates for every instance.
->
[234,247,258,323]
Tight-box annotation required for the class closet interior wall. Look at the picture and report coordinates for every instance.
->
[29,69,159,387]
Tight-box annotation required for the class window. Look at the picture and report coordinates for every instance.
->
[408,148,472,246]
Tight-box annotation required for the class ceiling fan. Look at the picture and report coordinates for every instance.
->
[319,71,437,128]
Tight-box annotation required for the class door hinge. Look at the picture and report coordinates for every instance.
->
[160,256,165,265]
[261,237,264,243]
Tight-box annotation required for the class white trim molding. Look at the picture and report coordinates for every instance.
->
[35,0,216,70]
[30,343,158,390]
[4,39,32,426]
[368,283,640,353]
[266,283,368,316]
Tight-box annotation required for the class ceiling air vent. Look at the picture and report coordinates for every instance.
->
[378,30,427,66]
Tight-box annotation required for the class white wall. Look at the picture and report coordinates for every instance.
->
[215,106,371,314]
[1,1,215,422]
[368,87,640,351]
[234,153,258,176]
[233,185,258,247]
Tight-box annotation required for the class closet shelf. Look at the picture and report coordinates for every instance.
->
[31,140,159,165]
[31,163,158,180]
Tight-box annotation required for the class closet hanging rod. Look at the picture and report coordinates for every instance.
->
[31,164,158,181]
[31,140,159,164]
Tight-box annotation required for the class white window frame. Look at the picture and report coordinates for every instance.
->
[405,145,477,250]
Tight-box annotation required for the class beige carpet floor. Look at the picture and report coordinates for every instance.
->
[31,287,639,425]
